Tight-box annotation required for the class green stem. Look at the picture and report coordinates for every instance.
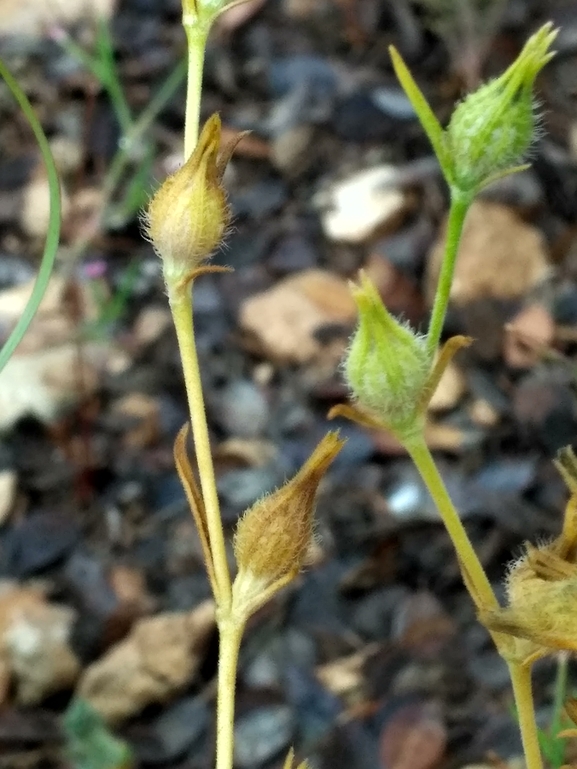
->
[169,287,232,610]
[551,651,570,740]
[405,434,498,612]
[215,618,244,769]
[183,24,209,159]
[426,189,472,356]
[0,57,61,373]
[406,434,543,769]
[509,662,543,769]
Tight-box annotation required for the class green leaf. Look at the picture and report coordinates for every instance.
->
[0,57,61,374]
[64,698,134,769]
[389,46,453,184]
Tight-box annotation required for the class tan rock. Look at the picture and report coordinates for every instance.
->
[20,172,70,240]
[0,0,116,37]
[426,201,550,306]
[0,274,98,354]
[65,186,105,245]
[271,125,315,177]
[132,307,172,348]
[0,583,79,705]
[0,343,107,431]
[109,565,154,618]
[111,393,161,449]
[215,438,278,468]
[49,136,84,176]
[504,303,555,368]
[316,166,407,243]
[316,645,379,699]
[239,269,356,364]
[0,470,16,525]
[364,253,425,327]
[78,600,215,723]
[469,398,500,428]
[424,422,467,453]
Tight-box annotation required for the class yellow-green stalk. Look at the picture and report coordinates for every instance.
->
[339,24,558,769]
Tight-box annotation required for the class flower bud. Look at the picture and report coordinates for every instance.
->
[481,446,577,662]
[233,432,344,616]
[344,272,432,439]
[447,23,556,192]
[145,113,238,286]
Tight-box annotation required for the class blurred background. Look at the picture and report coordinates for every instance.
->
[0,0,577,767]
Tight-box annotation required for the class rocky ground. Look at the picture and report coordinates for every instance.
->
[1,0,577,767]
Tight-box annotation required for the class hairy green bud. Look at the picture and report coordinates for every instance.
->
[390,23,557,195]
[447,23,556,192]
[344,272,432,439]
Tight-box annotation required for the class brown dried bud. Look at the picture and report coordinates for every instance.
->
[481,446,577,663]
[144,113,242,287]
[232,432,344,616]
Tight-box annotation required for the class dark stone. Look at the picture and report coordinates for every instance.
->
[2,511,81,577]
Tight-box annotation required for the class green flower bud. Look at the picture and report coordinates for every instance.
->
[344,272,433,439]
[447,23,557,192]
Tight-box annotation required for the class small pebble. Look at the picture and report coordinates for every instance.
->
[215,380,270,439]
[316,165,407,243]
[234,705,294,769]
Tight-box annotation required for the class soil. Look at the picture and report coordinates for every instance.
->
[1,0,577,768]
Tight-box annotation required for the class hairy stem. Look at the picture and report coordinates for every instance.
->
[405,434,498,612]
[183,23,208,159]
[215,618,244,769]
[426,189,472,357]
[509,662,543,769]
[169,287,231,610]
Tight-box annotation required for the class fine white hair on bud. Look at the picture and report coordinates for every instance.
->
[343,271,433,440]
[446,23,557,192]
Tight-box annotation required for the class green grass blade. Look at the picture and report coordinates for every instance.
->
[0,57,61,374]
[95,18,133,134]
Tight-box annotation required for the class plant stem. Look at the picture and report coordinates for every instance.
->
[183,23,209,159]
[407,435,543,769]
[169,287,231,610]
[215,618,244,769]
[405,434,498,612]
[509,661,543,769]
[426,189,472,357]
[551,651,569,739]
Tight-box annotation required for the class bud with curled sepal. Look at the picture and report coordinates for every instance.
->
[144,113,243,290]
[390,23,557,195]
[232,432,345,618]
[481,446,577,664]
[343,271,433,441]
[446,23,556,193]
